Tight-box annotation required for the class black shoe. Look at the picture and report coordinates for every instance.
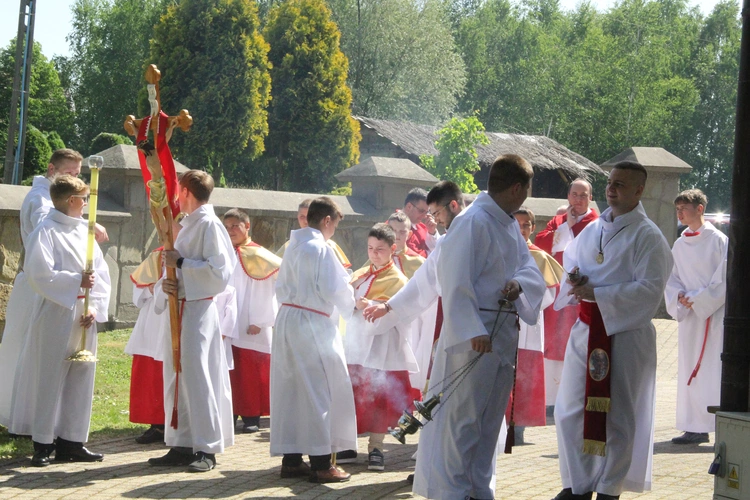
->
[135,425,165,444]
[671,431,709,444]
[55,446,104,463]
[596,494,620,500]
[407,473,414,484]
[188,452,216,472]
[367,448,385,471]
[552,488,593,500]
[31,442,55,467]
[242,416,261,433]
[334,449,358,464]
[148,447,195,466]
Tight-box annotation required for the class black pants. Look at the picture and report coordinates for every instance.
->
[282,453,330,471]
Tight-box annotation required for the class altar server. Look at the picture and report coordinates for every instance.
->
[665,189,727,445]
[8,175,110,466]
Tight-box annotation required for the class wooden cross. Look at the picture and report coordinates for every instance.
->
[123,64,192,377]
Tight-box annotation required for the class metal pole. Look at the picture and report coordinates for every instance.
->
[721,0,750,412]
[3,0,31,185]
[12,0,36,185]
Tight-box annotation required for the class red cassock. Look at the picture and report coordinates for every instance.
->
[534,211,598,362]
[230,347,271,417]
[406,222,430,257]
[349,365,413,434]
[130,355,165,425]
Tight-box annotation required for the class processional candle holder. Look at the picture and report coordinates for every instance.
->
[67,155,104,363]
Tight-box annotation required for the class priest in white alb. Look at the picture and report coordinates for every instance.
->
[665,189,727,445]
[270,197,357,483]
[413,156,546,500]
[150,170,236,473]
[552,161,673,500]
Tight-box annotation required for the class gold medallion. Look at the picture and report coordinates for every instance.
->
[596,252,604,264]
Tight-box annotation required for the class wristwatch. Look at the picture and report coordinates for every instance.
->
[176,257,184,269]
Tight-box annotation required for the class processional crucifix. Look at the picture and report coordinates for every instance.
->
[124,64,192,428]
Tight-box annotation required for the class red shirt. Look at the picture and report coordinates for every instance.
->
[534,210,598,265]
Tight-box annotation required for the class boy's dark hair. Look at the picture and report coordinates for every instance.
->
[179,170,214,202]
[488,155,534,195]
[513,206,536,225]
[50,148,83,168]
[404,188,428,207]
[612,160,648,184]
[223,208,250,224]
[674,188,707,208]
[307,197,344,227]
[426,181,464,208]
[368,223,396,247]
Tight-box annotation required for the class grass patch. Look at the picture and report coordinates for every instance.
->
[1,328,142,460]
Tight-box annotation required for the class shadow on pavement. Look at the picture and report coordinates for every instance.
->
[653,440,714,455]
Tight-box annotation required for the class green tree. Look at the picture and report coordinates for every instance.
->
[151,0,272,183]
[674,0,740,211]
[90,132,133,153]
[0,40,75,152]
[22,126,53,183]
[328,0,466,124]
[262,0,360,192]
[45,131,66,151]
[67,0,167,154]
[420,115,489,193]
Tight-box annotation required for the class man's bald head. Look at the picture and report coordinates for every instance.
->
[567,178,593,216]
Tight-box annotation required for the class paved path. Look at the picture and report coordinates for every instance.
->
[0,319,716,499]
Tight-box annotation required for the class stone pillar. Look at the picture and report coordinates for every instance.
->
[601,147,692,246]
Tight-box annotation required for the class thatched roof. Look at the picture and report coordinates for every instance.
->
[355,116,605,181]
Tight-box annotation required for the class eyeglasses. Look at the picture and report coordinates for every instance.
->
[69,195,89,203]
[428,203,451,218]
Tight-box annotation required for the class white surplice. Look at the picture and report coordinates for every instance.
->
[664,222,727,433]
[554,202,672,496]
[216,285,239,370]
[230,260,278,355]
[413,192,546,500]
[0,176,54,426]
[345,270,418,372]
[125,285,168,362]
[7,209,111,444]
[270,227,358,457]
[155,204,236,454]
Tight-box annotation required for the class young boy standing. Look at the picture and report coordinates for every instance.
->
[8,175,111,466]
[150,170,237,472]
[665,189,727,444]
[276,198,351,270]
[270,197,356,483]
[511,208,564,438]
[126,248,169,444]
[222,208,281,434]
[345,223,417,471]
[386,212,425,279]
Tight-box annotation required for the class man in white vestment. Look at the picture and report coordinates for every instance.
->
[552,161,673,500]
[8,175,110,466]
[0,149,108,428]
[270,197,357,483]
[411,156,546,500]
[665,189,727,445]
[150,170,236,473]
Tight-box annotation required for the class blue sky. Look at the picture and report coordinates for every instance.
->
[0,0,731,61]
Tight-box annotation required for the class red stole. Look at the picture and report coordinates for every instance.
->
[579,301,611,457]
[136,111,180,217]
